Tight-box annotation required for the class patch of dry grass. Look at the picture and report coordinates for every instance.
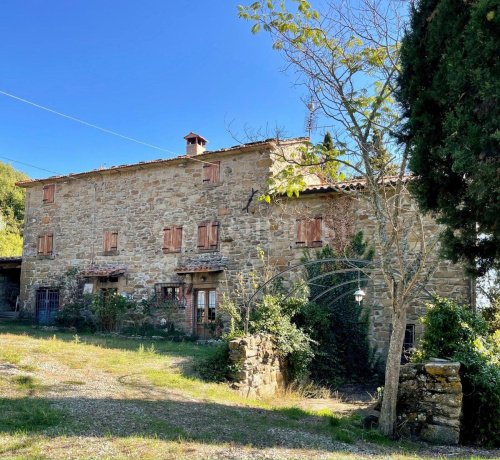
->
[0,324,498,460]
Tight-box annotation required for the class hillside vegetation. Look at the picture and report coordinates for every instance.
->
[0,161,28,256]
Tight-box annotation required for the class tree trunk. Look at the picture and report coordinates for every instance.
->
[378,304,407,436]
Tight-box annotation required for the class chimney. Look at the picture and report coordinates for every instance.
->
[184,132,208,156]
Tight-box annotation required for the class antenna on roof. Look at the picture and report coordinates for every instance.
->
[304,98,318,138]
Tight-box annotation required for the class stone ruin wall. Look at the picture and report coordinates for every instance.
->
[397,361,462,445]
[228,334,287,398]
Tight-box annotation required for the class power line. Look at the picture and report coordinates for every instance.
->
[0,155,62,175]
[0,88,217,166]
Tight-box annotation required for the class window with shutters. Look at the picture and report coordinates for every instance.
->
[42,184,55,204]
[202,161,220,184]
[197,222,219,251]
[163,226,182,253]
[37,233,53,256]
[296,217,322,248]
[103,231,118,254]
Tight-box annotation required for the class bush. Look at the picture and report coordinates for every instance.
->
[250,294,314,382]
[194,342,232,382]
[417,297,500,446]
[55,295,97,332]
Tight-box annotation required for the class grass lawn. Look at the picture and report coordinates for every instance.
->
[0,321,497,460]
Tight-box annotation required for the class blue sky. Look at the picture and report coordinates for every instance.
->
[0,1,309,179]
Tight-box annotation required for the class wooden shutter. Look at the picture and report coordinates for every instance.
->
[163,226,182,252]
[197,224,208,249]
[46,234,53,255]
[37,235,45,255]
[42,184,55,203]
[208,222,219,249]
[104,231,110,252]
[310,217,322,247]
[296,219,306,246]
[203,162,220,183]
[38,234,53,255]
[104,231,118,252]
[163,227,172,251]
[173,226,183,251]
[110,232,118,251]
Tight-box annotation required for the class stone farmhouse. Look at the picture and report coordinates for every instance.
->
[16,133,473,358]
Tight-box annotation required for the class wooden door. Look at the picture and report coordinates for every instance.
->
[195,289,217,338]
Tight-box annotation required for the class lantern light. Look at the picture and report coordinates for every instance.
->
[354,288,365,303]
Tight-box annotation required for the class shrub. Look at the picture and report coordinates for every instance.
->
[55,295,97,332]
[194,341,232,382]
[92,292,133,332]
[250,294,314,382]
[417,297,500,446]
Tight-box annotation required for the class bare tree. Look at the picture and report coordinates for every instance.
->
[239,0,438,436]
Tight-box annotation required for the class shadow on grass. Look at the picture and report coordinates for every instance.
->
[0,395,404,454]
[0,321,210,360]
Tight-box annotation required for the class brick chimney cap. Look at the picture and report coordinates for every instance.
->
[184,132,208,143]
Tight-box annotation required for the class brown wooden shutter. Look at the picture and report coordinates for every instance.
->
[104,231,117,252]
[197,224,208,249]
[46,234,53,255]
[296,219,306,246]
[173,226,183,251]
[110,232,118,251]
[37,235,45,255]
[311,217,322,247]
[42,184,55,203]
[163,227,172,251]
[203,162,220,183]
[208,222,219,249]
[104,231,110,252]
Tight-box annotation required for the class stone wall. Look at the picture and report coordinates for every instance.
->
[398,361,462,445]
[18,136,472,357]
[228,334,286,398]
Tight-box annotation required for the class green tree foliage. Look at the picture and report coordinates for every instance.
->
[417,297,500,446]
[398,0,500,275]
[239,0,437,436]
[295,232,380,387]
[0,161,28,256]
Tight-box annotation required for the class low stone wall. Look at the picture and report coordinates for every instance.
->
[228,334,286,398]
[398,361,462,445]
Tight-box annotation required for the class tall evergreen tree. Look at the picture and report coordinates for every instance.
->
[398,0,500,275]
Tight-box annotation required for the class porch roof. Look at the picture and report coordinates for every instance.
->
[80,266,127,277]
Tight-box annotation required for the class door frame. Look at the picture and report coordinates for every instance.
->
[194,288,217,338]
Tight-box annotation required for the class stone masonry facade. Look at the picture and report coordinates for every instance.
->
[228,334,287,398]
[17,135,473,358]
[398,361,463,445]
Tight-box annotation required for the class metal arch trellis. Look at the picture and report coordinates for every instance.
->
[246,257,375,310]
[245,257,436,316]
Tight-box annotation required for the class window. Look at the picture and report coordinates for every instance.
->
[163,226,182,253]
[37,233,53,256]
[296,217,322,248]
[197,222,219,251]
[203,161,220,184]
[103,231,118,254]
[42,184,55,203]
[155,283,186,308]
[401,324,416,364]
